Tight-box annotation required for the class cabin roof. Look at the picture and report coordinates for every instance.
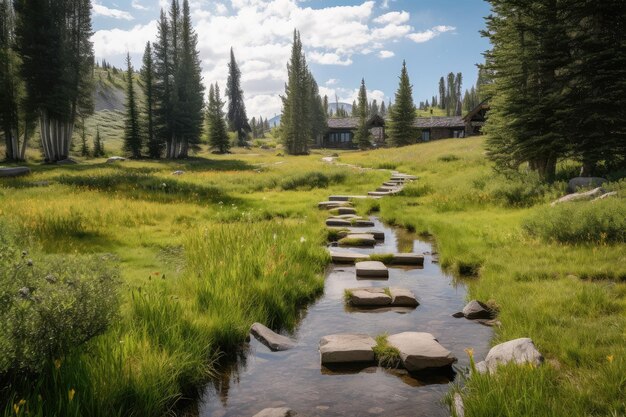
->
[327,114,385,130]
[414,116,465,128]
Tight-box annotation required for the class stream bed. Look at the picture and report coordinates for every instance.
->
[198,218,492,417]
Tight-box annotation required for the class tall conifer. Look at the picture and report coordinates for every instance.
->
[123,53,141,158]
[226,48,250,146]
[388,61,416,147]
[354,78,370,149]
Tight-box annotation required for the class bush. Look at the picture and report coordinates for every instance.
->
[280,171,346,190]
[484,172,564,207]
[0,231,119,375]
[438,154,460,162]
[523,198,626,244]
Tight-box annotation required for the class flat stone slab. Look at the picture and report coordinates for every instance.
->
[318,201,350,209]
[462,300,493,319]
[331,214,362,220]
[329,207,357,215]
[326,218,352,227]
[368,191,393,197]
[338,234,376,246]
[387,332,457,371]
[252,407,295,417]
[348,288,391,306]
[350,229,384,240]
[329,249,369,263]
[0,167,31,178]
[389,287,419,307]
[352,220,375,227]
[475,337,543,374]
[390,253,424,266]
[551,187,605,205]
[250,322,295,351]
[329,195,368,201]
[320,334,376,364]
[106,156,126,163]
[376,186,402,192]
[355,261,389,278]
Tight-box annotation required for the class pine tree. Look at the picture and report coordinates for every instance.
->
[388,61,416,146]
[308,72,327,146]
[80,122,89,157]
[354,78,370,149]
[153,10,173,156]
[445,72,455,116]
[438,76,445,109]
[226,48,250,146]
[322,95,329,116]
[14,0,94,162]
[351,100,358,117]
[93,126,105,157]
[141,42,160,158]
[123,53,141,158]
[206,83,229,153]
[370,99,379,117]
[280,30,313,155]
[380,100,386,118]
[454,73,463,115]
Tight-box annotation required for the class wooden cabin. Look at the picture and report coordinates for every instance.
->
[316,115,385,148]
[463,100,490,136]
[414,116,466,141]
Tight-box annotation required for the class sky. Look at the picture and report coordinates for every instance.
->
[91,0,492,120]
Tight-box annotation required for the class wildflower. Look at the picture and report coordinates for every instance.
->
[607,355,614,363]
[54,359,62,369]
[68,389,75,402]
[464,347,474,358]
[300,236,306,243]
[273,233,277,240]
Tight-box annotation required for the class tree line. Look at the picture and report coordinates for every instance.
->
[483,0,626,180]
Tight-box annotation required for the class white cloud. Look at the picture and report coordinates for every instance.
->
[373,11,409,25]
[131,0,148,11]
[380,0,395,9]
[319,86,385,106]
[93,1,134,20]
[378,50,394,59]
[92,0,442,117]
[325,78,339,86]
[407,25,455,43]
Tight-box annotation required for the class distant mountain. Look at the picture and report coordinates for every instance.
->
[267,102,353,127]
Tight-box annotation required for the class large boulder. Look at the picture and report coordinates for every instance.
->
[551,187,606,206]
[462,300,493,319]
[355,261,389,278]
[319,334,376,364]
[0,167,30,178]
[475,337,544,374]
[250,323,295,351]
[252,407,295,417]
[386,332,457,371]
[389,287,419,307]
[567,177,607,193]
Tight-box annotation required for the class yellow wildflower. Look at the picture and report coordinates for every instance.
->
[54,359,62,369]
[68,389,76,402]
[607,355,614,363]
[464,347,474,358]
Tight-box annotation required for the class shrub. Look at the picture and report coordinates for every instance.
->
[376,162,398,170]
[438,154,460,162]
[280,171,346,190]
[484,172,564,207]
[523,198,626,244]
[0,229,120,375]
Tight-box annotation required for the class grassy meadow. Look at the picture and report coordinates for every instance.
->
[1,136,625,416]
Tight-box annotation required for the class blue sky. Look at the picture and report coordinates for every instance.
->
[91,0,491,118]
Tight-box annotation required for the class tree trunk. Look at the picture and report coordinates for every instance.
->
[39,110,73,162]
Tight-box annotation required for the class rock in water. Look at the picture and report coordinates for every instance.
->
[250,323,295,351]
[386,332,457,371]
[567,177,606,193]
[475,337,543,374]
[252,407,295,417]
[355,261,389,278]
[462,300,493,319]
[319,334,376,364]
[328,249,369,263]
[348,288,392,306]
[0,167,30,178]
[389,287,419,307]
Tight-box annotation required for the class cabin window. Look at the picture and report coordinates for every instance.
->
[421,130,430,142]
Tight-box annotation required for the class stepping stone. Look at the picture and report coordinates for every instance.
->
[252,408,295,417]
[329,249,369,263]
[389,287,419,307]
[356,261,389,278]
[250,322,295,351]
[0,167,30,178]
[326,219,351,227]
[347,288,392,306]
[319,334,376,364]
[329,195,367,201]
[318,201,350,209]
[329,207,357,215]
[387,332,457,371]
[349,229,384,240]
[390,253,424,266]
[352,220,375,227]
[331,214,362,220]
[368,191,393,197]
[475,338,544,374]
[376,186,402,192]
[383,181,399,187]
[462,300,493,319]
[338,234,376,247]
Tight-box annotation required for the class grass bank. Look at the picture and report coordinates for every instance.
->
[343,137,626,417]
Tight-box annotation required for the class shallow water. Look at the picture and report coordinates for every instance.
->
[198,218,492,417]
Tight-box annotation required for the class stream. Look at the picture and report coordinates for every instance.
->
[198,217,492,417]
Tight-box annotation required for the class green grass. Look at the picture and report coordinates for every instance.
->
[342,137,626,417]
[373,334,402,368]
